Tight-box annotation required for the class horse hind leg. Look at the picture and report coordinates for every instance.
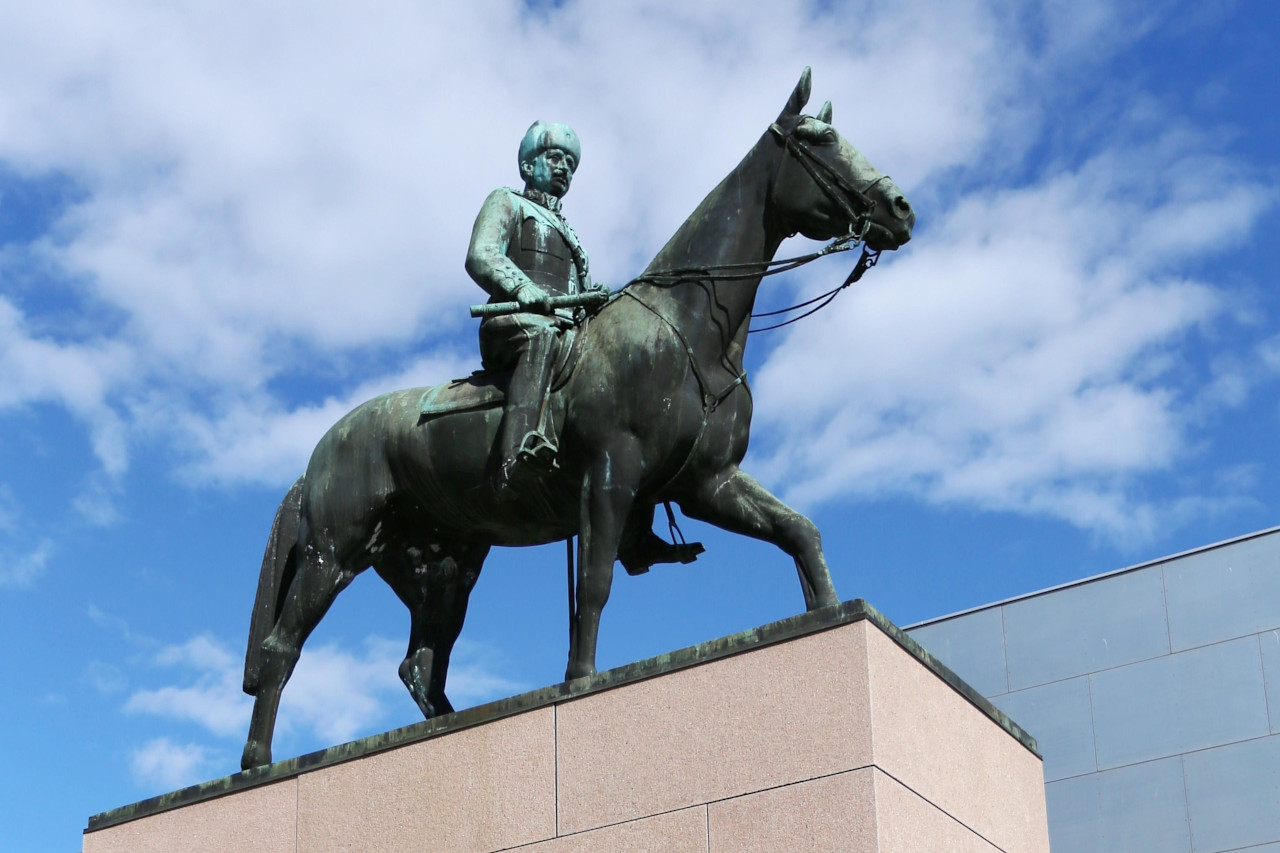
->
[241,529,358,771]
[376,541,487,720]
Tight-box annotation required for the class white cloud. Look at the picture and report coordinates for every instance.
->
[0,296,134,474]
[0,0,1272,533]
[125,635,253,738]
[73,473,124,526]
[0,0,1057,481]
[750,133,1270,538]
[442,639,528,707]
[130,738,213,790]
[277,635,523,743]
[0,538,54,587]
[276,637,404,744]
[163,351,473,487]
[84,661,127,695]
[87,603,146,644]
[124,632,524,748]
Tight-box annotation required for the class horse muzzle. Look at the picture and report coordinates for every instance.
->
[864,181,914,250]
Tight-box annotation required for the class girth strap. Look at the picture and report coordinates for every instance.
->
[621,289,747,414]
[622,289,748,495]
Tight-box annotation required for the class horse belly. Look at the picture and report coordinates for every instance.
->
[395,407,578,546]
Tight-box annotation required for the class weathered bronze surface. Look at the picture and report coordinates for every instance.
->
[240,68,915,770]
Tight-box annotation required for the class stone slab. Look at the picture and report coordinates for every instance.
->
[1090,636,1269,769]
[993,676,1098,782]
[1163,530,1280,652]
[510,807,708,852]
[556,620,873,834]
[1002,566,1170,691]
[82,779,296,853]
[1044,755,1191,853]
[907,605,1010,697]
[707,768,879,852]
[867,624,1050,853]
[84,600,1045,853]
[296,707,555,853]
[872,768,1002,853]
[1183,733,1280,853]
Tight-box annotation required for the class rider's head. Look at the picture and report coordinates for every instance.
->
[519,121,580,199]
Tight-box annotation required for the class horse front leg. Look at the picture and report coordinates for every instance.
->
[566,440,641,681]
[680,465,839,610]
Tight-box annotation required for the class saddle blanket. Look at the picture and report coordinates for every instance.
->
[418,372,509,418]
[418,324,585,420]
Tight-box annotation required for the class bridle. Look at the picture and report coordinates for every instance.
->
[624,121,887,331]
[767,121,886,244]
[610,120,893,505]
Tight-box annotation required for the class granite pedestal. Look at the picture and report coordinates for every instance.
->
[84,600,1050,852]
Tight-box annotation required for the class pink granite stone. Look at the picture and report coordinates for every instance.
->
[556,622,874,834]
[83,611,1051,853]
[296,707,556,853]
[872,768,1000,853]
[865,627,1050,853]
[707,768,878,852]
[82,779,297,853]
[509,805,708,852]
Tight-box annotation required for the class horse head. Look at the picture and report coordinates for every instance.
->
[769,67,914,252]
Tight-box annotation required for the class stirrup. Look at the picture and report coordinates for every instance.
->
[516,432,559,472]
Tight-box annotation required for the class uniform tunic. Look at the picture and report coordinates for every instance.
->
[466,187,590,372]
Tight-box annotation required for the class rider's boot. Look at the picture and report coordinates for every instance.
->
[493,328,558,499]
[617,504,705,576]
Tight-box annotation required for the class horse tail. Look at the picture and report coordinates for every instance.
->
[242,476,304,696]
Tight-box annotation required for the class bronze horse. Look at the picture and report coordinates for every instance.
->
[241,68,914,769]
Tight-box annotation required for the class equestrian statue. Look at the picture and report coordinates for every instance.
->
[241,67,915,770]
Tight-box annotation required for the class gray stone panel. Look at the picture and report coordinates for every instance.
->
[1184,734,1280,852]
[1260,630,1280,734]
[993,677,1097,782]
[1163,532,1280,652]
[906,607,1009,697]
[1045,756,1190,853]
[1091,637,1270,770]
[1003,566,1171,691]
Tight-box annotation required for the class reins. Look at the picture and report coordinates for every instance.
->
[622,121,885,333]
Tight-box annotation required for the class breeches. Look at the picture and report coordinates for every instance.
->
[479,313,567,372]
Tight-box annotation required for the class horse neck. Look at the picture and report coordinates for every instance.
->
[638,137,786,363]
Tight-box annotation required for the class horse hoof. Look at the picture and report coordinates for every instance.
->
[241,741,271,772]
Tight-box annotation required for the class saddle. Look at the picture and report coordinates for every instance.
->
[417,323,586,421]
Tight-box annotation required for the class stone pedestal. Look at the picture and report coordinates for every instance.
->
[84,601,1050,853]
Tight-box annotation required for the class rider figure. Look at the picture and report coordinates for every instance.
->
[465,121,703,573]
[466,121,600,496]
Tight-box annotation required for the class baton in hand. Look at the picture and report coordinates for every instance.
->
[470,290,610,319]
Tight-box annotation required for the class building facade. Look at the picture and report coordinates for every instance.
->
[905,526,1280,853]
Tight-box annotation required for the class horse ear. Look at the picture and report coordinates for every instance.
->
[778,66,812,119]
[817,100,832,124]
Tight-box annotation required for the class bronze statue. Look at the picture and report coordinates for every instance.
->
[240,68,915,770]
[466,121,597,496]
[465,121,694,574]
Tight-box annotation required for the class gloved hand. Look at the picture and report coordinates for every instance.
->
[513,283,552,313]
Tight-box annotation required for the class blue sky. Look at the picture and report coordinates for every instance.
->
[1,1,1278,849]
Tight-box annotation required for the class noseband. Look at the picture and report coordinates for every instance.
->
[768,122,887,241]
[624,121,889,333]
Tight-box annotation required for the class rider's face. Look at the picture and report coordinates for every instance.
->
[523,148,576,198]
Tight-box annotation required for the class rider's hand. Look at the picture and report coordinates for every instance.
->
[514,283,551,313]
